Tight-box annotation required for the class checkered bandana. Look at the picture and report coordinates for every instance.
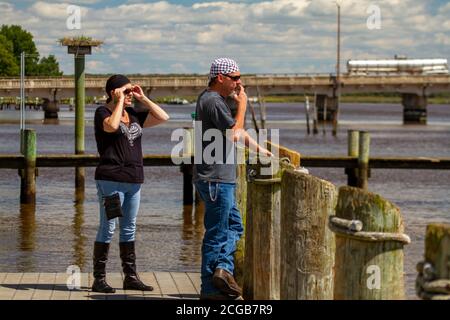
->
[209,58,240,79]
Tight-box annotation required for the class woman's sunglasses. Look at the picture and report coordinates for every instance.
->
[123,88,135,95]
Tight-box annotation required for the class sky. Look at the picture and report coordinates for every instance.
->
[1,0,449,75]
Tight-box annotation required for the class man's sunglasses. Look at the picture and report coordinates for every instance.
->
[222,74,241,81]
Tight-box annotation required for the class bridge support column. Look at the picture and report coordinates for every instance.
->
[42,98,59,119]
[316,94,338,123]
[402,94,427,124]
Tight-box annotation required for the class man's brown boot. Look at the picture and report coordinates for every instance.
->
[212,268,242,296]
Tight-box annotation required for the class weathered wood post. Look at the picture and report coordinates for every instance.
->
[357,131,370,190]
[305,96,310,135]
[181,114,195,205]
[234,147,247,289]
[20,129,36,204]
[280,169,337,300]
[416,223,450,300]
[245,157,282,300]
[346,130,359,187]
[331,186,410,300]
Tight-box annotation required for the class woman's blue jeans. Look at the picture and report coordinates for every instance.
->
[194,180,244,295]
[95,180,141,243]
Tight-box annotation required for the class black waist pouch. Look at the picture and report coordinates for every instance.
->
[103,193,123,220]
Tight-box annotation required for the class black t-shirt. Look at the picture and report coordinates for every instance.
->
[94,106,149,183]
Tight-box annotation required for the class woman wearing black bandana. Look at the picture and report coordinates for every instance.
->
[92,74,169,293]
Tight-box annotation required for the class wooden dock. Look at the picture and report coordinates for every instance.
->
[0,272,200,300]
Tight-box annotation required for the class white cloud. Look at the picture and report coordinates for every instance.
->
[0,0,447,74]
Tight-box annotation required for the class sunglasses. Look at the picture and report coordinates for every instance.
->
[123,88,134,95]
[222,74,241,81]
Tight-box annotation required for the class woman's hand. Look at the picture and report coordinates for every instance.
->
[132,85,145,101]
[113,87,126,103]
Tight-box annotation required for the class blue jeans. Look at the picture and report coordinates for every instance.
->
[194,180,244,295]
[95,180,141,243]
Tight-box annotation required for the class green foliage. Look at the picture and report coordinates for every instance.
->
[37,55,63,76]
[0,24,63,76]
[0,35,19,76]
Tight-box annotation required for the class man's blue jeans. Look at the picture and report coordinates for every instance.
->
[194,180,244,295]
[95,180,141,243]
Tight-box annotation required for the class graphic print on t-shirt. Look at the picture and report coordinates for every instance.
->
[119,122,142,147]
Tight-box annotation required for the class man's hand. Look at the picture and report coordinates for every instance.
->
[233,84,247,106]
[259,147,274,158]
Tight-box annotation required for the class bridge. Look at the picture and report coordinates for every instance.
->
[1,74,449,123]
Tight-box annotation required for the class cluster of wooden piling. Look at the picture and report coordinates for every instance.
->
[233,137,419,300]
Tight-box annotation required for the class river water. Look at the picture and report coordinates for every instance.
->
[0,102,449,299]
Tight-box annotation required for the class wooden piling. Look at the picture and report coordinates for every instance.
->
[357,131,370,190]
[305,96,310,135]
[332,186,409,300]
[416,223,450,300]
[75,54,86,193]
[181,164,194,205]
[346,130,359,187]
[280,169,337,299]
[20,129,36,204]
[246,158,282,300]
[312,93,318,134]
[266,141,301,168]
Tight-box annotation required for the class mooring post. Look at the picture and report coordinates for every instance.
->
[331,186,410,299]
[280,169,337,300]
[357,131,370,190]
[416,223,450,300]
[245,157,282,300]
[181,116,195,206]
[305,96,311,135]
[20,129,36,204]
[346,130,359,187]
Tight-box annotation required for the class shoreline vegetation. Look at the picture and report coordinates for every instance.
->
[1,93,449,106]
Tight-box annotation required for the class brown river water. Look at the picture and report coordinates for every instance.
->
[1,102,449,299]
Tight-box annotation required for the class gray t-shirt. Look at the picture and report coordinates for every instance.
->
[193,90,237,183]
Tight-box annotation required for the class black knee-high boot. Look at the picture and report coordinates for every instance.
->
[92,242,116,293]
[119,241,154,291]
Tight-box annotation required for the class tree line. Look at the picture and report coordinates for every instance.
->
[0,25,62,76]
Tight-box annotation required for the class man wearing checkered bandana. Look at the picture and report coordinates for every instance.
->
[193,58,272,300]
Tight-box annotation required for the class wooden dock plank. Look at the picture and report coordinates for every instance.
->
[32,273,56,300]
[0,273,23,300]
[50,273,71,300]
[171,272,198,299]
[13,272,39,300]
[186,272,201,294]
[0,272,201,300]
[139,272,163,300]
[104,273,126,300]
[154,271,181,299]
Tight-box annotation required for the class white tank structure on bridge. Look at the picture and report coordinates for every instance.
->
[0,72,449,124]
[347,58,449,76]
